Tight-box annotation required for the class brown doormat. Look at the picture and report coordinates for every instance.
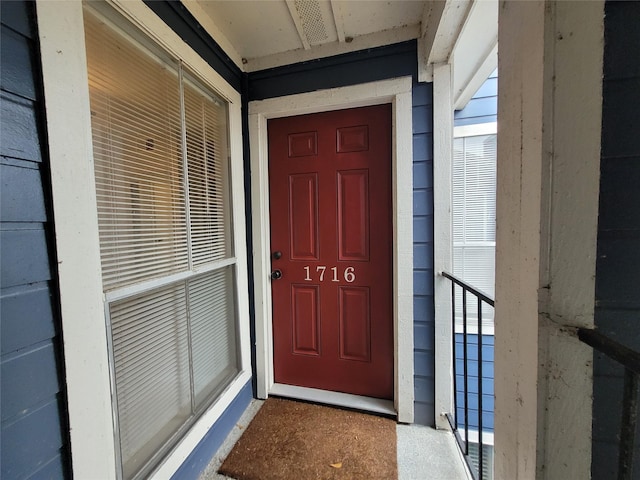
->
[219,397,397,480]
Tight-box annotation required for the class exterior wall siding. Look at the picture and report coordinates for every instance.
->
[247,41,436,425]
[0,1,70,478]
[454,70,498,127]
[412,82,436,425]
[593,1,640,477]
[455,334,494,433]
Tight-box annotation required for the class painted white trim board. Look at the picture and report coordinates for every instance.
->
[249,76,415,423]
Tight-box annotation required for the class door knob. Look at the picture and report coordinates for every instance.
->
[271,269,282,280]
[273,251,282,260]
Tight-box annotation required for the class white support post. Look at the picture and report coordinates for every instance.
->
[433,62,454,430]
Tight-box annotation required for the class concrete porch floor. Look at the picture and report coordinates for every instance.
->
[199,400,469,480]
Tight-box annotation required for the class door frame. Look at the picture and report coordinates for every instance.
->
[249,76,414,422]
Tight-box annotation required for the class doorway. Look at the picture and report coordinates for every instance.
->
[249,77,414,421]
[268,105,393,399]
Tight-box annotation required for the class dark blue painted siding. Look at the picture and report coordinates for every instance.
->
[593,1,640,478]
[412,82,435,426]
[454,70,498,127]
[0,1,70,478]
[247,41,436,426]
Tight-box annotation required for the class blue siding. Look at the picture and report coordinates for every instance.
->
[247,41,436,425]
[412,83,435,425]
[454,70,498,126]
[593,1,640,478]
[455,334,494,433]
[0,2,70,478]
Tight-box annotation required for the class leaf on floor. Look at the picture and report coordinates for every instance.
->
[330,462,343,469]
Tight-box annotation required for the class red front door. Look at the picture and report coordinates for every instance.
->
[268,104,393,399]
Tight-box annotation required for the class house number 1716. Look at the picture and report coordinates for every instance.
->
[303,266,356,283]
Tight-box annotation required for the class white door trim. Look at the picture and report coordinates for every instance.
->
[249,76,415,422]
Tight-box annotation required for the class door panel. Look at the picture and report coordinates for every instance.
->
[288,174,319,260]
[268,104,393,399]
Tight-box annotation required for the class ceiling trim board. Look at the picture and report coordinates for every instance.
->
[245,24,420,72]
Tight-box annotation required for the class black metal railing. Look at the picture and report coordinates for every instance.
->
[442,271,494,480]
[577,327,640,480]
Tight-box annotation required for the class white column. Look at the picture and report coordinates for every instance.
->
[495,1,603,478]
[433,62,454,430]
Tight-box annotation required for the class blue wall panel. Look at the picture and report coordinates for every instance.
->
[593,1,640,478]
[454,333,495,433]
[454,70,498,127]
[0,1,70,478]
[412,81,435,425]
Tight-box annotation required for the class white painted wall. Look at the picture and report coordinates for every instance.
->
[495,0,603,478]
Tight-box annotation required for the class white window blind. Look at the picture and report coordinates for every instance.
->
[453,134,497,327]
[84,8,239,479]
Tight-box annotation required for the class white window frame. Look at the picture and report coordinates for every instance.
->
[248,77,415,423]
[453,121,497,336]
[36,1,251,478]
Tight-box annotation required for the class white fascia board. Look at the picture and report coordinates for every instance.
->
[453,42,497,110]
[181,0,245,71]
[451,0,498,110]
[245,24,420,72]
[418,0,472,82]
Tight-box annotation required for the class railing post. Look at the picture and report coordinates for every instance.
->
[478,298,484,478]
[442,271,494,480]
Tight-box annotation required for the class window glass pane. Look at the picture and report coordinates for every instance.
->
[189,267,238,406]
[183,76,232,266]
[86,10,188,290]
[110,283,191,479]
[453,133,497,327]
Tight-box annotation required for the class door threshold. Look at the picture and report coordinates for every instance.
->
[269,383,396,417]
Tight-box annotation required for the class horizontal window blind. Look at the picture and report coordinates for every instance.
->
[84,7,239,480]
[86,11,188,291]
[189,267,238,405]
[453,134,497,325]
[110,284,191,479]
[183,76,232,267]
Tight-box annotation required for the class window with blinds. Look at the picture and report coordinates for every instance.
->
[84,8,238,479]
[452,133,497,329]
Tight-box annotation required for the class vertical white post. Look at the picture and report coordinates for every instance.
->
[433,62,454,430]
[495,1,602,478]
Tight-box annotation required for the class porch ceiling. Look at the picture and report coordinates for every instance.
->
[186,0,497,107]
